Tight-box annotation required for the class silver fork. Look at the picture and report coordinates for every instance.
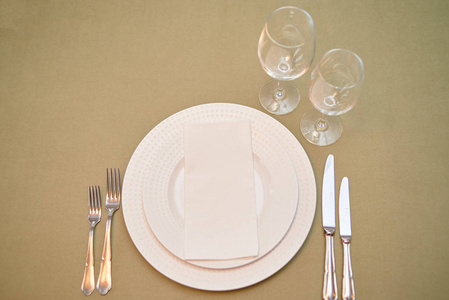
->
[81,186,101,295]
[97,168,121,295]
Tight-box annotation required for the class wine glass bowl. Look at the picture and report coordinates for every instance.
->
[258,7,315,115]
[309,49,364,115]
[301,49,364,146]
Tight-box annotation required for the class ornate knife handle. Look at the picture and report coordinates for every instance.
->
[342,241,355,300]
[97,213,113,295]
[323,232,338,300]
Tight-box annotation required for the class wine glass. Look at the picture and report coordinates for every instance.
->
[258,6,315,115]
[300,49,364,146]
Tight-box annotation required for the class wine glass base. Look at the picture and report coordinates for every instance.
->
[300,109,343,146]
[259,79,300,115]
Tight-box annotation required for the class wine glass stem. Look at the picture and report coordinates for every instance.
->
[274,81,286,101]
[315,116,329,132]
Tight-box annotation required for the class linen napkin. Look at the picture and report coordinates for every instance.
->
[183,120,259,260]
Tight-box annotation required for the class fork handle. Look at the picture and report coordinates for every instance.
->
[81,226,95,295]
[97,212,113,295]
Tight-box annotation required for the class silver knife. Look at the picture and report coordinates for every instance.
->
[322,154,338,300]
[339,177,355,300]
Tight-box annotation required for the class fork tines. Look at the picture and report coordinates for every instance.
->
[106,169,121,202]
[88,186,101,214]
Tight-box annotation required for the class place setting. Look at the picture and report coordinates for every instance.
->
[81,5,363,297]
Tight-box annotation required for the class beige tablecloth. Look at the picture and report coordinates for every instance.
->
[1,0,448,299]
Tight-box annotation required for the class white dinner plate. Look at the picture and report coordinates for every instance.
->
[122,103,316,291]
[142,123,298,269]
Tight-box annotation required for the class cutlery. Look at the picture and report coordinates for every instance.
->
[81,186,101,296]
[339,177,355,300]
[97,169,121,295]
[322,154,338,300]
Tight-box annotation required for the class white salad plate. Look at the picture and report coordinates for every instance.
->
[142,122,298,269]
[122,103,316,291]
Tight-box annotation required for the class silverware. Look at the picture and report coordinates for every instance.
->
[322,154,338,300]
[339,177,355,300]
[81,186,101,296]
[97,168,121,295]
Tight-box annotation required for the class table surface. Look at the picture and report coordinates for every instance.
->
[1,0,448,299]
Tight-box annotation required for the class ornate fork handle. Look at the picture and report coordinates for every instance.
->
[97,211,114,295]
[81,226,96,295]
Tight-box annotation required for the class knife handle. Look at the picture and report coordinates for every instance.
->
[323,233,338,300]
[342,241,355,300]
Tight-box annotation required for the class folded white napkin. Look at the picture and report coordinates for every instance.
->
[183,120,259,260]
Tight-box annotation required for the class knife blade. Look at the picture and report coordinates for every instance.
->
[339,177,351,240]
[339,177,355,300]
[322,154,336,232]
[322,154,337,300]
